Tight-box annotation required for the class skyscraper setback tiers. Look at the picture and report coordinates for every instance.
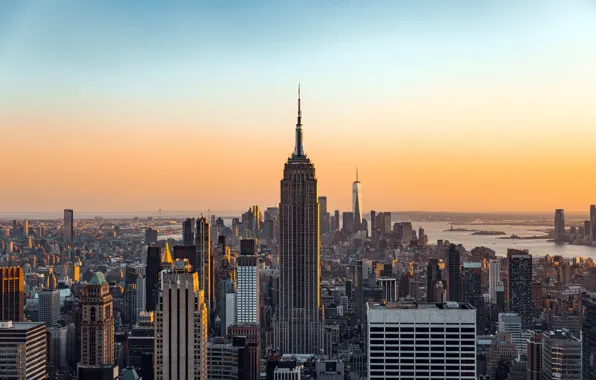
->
[273,87,325,354]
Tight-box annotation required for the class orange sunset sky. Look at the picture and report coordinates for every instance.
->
[1,2,596,213]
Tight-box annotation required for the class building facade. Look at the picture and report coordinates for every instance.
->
[352,170,362,232]
[541,329,582,380]
[154,260,208,380]
[508,249,533,328]
[0,267,24,322]
[64,209,74,244]
[0,321,47,379]
[367,301,476,379]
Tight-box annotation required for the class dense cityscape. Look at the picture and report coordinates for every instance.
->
[1,92,596,380]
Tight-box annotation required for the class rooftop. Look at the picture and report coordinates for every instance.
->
[370,301,475,310]
[89,272,107,285]
[0,321,45,330]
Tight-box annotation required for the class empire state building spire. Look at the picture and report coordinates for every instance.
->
[293,84,304,158]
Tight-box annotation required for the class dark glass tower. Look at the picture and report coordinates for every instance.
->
[182,217,195,246]
[581,295,596,380]
[447,244,461,302]
[507,249,533,328]
[0,267,24,322]
[273,87,324,354]
[145,245,161,312]
[426,258,440,302]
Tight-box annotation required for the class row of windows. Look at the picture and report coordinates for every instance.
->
[370,326,475,333]
[371,346,475,352]
[369,333,475,339]
[370,352,475,358]
[371,358,475,364]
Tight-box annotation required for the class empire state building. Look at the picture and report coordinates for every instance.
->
[273,87,325,354]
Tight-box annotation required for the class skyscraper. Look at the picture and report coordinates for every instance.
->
[508,249,533,329]
[145,245,161,312]
[342,212,354,236]
[366,301,476,379]
[39,289,61,327]
[591,205,596,240]
[541,329,582,380]
[334,210,340,230]
[581,295,596,380]
[426,258,440,302]
[64,209,74,244]
[554,209,565,243]
[352,168,362,232]
[273,87,325,355]
[182,217,196,246]
[489,259,501,303]
[155,260,208,380]
[237,239,259,324]
[196,216,213,314]
[318,196,328,234]
[79,273,115,368]
[527,332,543,380]
[0,267,24,322]
[462,262,483,332]
[446,244,461,302]
[0,321,47,380]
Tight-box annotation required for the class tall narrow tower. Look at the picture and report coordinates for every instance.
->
[352,168,362,233]
[273,86,325,354]
[195,217,212,314]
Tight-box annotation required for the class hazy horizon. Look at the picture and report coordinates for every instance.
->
[2,1,595,213]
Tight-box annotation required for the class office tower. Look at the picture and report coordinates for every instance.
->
[145,228,158,245]
[196,216,213,314]
[489,259,501,303]
[591,205,596,240]
[496,282,506,312]
[418,227,425,245]
[0,321,47,379]
[182,217,196,246]
[498,313,524,354]
[400,221,413,243]
[487,332,518,380]
[0,267,24,322]
[136,275,145,320]
[23,219,29,237]
[334,210,340,230]
[461,262,483,332]
[237,239,259,324]
[370,210,376,236]
[508,249,533,328]
[123,267,139,325]
[319,196,328,234]
[155,260,208,380]
[584,220,591,238]
[581,295,596,380]
[316,359,345,380]
[541,329,582,380]
[352,168,362,232]
[426,258,440,302]
[366,301,476,379]
[207,336,250,380]
[128,312,154,375]
[342,212,354,236]
[555,209,565,243]
[527,333,543,380]
[64,209,74,244]
[220,278,237,336]
[228,324,260,380]
[377,277,397,303]
[39,288,61,327]
[273,87,325,355]
[145,245,161,312]
[446,244,461,302]
[79,273,115,371]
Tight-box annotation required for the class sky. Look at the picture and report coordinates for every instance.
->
[1,1,596,214]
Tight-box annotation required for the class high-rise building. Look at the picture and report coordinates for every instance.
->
[541,329,582,380]
[23,219,29,238]
[352,169,362,232]
[79,273,115,371]
[237,239,259,324]
[487,332,517,380]
[182,217,196,246]
[508,249,533,328]
[591,205,596,240]
[0,321,47,379]
[228,324,260,380]
[318,196,328,234]
[64,209,74,244]
[207,336,250,380]
[461,262,483,332]
[581,295,596,380]
[498,313,524,354]
[446,244,461,302]
[39,289,61,327]
[145,245,161,312]
[0,267,24,322]
[555,209,565,243]
[334,210,340,230]
[342,212,354,236]
[196,217,213,314]
[155,260,208,380]
[426,258,441,302]
[488,259,501,304]
[527,332,543,380]
[145,228,158,245]
[273,87,325,355]
[366,301,476,379]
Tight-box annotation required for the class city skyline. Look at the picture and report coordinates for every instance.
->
[2,2,596,213]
